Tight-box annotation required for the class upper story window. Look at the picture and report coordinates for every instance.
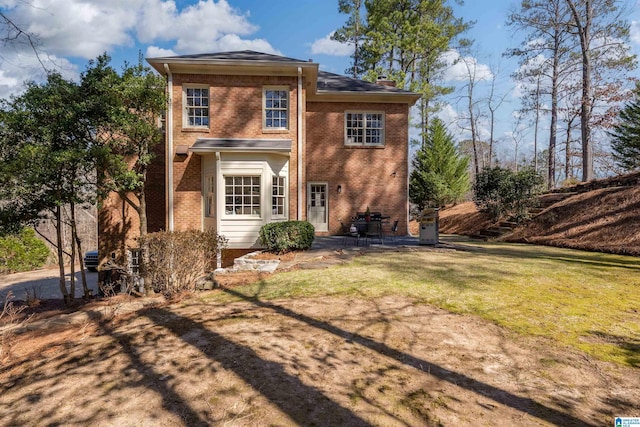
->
[263,87,289,130]
[184,86,209,128]
[345,111,385,146]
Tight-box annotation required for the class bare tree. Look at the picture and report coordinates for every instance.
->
[564,0,636,181]
[486,63,509,168]
[0,10,47,70]
[456,50,490,176]
[506,0,577,188]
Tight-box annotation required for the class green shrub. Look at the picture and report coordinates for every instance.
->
[259,221,315,253]
[138,229,228,297]
[473,166,544,222]
[0,228,51,275]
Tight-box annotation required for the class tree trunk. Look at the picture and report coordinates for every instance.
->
[565,117,574,180]
[466,62,480,176]
[55,206,70,304]
[489,110,495,168]
[548,30,560,189]
[70,201,91,298]
[138,186,152,296]
[533,75,540,173]
[566,0,594,181]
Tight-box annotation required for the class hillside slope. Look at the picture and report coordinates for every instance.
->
[439,185,640,256]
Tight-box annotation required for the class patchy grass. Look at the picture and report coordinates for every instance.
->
[208,240,640,367]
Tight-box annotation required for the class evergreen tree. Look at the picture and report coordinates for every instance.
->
[610,84,640,171]
[334,0,471,143]
[409,118,470,209]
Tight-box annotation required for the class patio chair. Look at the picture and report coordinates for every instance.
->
[341,222,361,246]
[387,219,399,245]
[364,220,384,245]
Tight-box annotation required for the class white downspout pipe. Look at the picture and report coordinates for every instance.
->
[406,111,411,236]
[297,67,303,221]
[164,63,174,231]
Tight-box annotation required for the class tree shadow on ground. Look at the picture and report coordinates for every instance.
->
[586,330,640,368]
[135,307,372,426]
[221,285,597,427]
[448,238,640,271]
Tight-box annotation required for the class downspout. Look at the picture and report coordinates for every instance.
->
[406,108,411,236]
[297,67,303,221]
[164,63,174,231]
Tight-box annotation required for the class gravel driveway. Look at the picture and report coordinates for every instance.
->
[0,266,99,302]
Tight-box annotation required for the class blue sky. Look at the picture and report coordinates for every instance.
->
[1,0,640,164]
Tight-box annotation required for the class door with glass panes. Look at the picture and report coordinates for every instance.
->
[307,182,327,232]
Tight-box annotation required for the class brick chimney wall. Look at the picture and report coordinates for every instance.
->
[376,77,397,87]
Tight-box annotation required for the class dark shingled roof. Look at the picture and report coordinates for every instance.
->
[149,50,311,64]
[317,71,413,94]
[190,138,292,153]
[148,50,417,97]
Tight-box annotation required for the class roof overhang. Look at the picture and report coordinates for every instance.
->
[147,57,318,84]
[308,91,421,106]
[189,138,292,155]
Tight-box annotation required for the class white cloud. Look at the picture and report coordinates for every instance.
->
[2,0,278,61]
[145,46,177,58]
[310,32,353,56]
[631,20,640,45]
[436,104,460,127]
[17,0,139,59]
[0,51,78,99]
[174,33,279,55]
[442,50,493,83]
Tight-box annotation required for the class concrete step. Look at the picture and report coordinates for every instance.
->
[487,226,514,234]
[479,229,502,237]
[469,234,489,241]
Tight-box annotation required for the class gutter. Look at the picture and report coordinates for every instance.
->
[164,63,174,232]
[297,67,303,221]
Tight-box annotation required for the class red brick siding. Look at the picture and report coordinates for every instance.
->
[146,138,166,233]
[305,102,409,235]
[170,74,301,226]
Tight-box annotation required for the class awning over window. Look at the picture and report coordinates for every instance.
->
[189,138,292,154]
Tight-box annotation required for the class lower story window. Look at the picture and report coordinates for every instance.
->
[272,176,286,216]
[225,176,261,216]
[205,175,215,217]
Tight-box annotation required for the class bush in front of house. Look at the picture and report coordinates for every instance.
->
[473,166,544,222]
[138,229,227,297]
[259,221,315,253]
[0,228,50,275]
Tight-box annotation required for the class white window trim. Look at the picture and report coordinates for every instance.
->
[344,111,385,146]
[205,174,215,218]
[223,175,262,219]
[183,84,210,129]
[263,86,290,130]
[271,175,288,219]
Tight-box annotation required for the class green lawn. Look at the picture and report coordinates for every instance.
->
[207,238,640,367]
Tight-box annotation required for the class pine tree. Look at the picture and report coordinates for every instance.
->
[409,118,470,209]
[610,84,640,171]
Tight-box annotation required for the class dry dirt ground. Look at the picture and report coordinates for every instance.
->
[437,186,640,256]
[1,186,639,426]
[1,268,639,426]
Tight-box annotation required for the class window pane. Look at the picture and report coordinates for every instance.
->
[224,176,261,216]
[346,112,383,145]
[186,87,209,127]
[264,88,288,128]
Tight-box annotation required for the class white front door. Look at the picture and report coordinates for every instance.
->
[307,182,328,232]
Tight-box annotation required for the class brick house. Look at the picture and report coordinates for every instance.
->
[99,50,419,257]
